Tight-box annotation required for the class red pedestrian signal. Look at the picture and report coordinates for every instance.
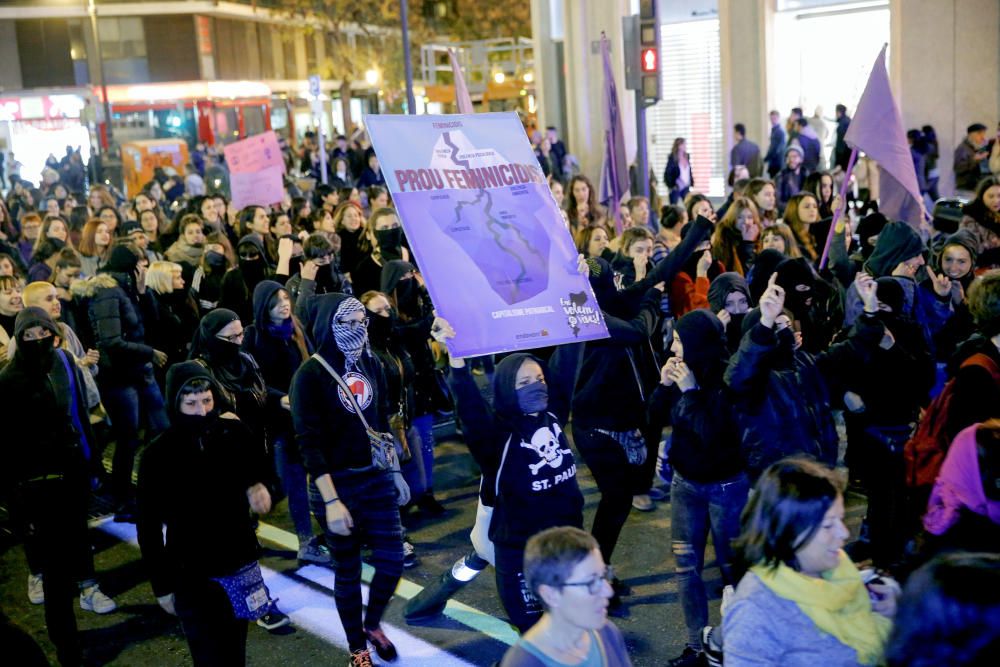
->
[641,48,657,72]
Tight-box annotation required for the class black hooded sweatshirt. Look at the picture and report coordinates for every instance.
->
[446,349,585,547]
[290,293,393,477]
[220,234,280,324]
[708,271,753,353]
[0,307,95,486]
[136,361,268,597]
[648,310,744,482]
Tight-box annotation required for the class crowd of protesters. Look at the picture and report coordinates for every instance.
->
[0,105,998,667]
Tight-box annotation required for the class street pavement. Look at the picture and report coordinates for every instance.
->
[1,422,867,666]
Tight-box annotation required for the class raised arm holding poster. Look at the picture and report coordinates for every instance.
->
[365,112,609,357]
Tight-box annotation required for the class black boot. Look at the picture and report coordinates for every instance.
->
[404,550,489,623]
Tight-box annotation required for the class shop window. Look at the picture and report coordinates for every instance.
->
[647,18,724,198]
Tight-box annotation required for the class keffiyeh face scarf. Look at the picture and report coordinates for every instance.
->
[332,297,369,370]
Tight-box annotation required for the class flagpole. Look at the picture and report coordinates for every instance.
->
[819,147,858,271]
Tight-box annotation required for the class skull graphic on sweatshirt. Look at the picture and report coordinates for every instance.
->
[520,423,573,476]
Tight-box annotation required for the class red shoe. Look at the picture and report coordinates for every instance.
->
[365,626,398,662]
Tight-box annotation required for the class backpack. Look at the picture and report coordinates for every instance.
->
[904,353,1000,489]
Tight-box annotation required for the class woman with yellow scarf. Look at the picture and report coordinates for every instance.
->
[720,458,898,666]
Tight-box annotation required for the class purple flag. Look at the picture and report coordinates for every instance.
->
[448,48,474,114]
[845,44,924,224]
[599,32,629,234]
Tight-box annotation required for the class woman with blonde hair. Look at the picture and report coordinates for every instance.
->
[146,261,200,378]
[711,198,761,276]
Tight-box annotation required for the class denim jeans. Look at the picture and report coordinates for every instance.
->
[309,470,404,653]
[401,413,437,498]
[101,366,170,504]
[273,435,312,542]
[671,470,749,647]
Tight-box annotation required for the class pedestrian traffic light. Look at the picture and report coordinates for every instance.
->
[641,47,657,72]
[638,0,660,107]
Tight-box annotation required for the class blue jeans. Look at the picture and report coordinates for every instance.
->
[101,366,169,504]
[400,413,437,499]
[273,435,313,542]
[671,471,749,646]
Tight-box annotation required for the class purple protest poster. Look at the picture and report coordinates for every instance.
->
[365,112,609,357]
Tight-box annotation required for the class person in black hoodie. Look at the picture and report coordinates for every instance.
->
[707,272,752,353]
[220,234,292,324]
[380,259,447,513]
[0,307,106,667]
[74,244,170,520]
[725,271,884,480]
[648,309,748,667]
[773,256,844,354]
[840,277,935,569]
[290,294,409,666]
[242,280,330,565]
[189,309,272,456]
[432,315,585,633]
[136,361,273,666]
[571,216,716,609]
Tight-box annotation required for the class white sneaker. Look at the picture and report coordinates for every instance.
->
[27,574,44,605]
[80,585,117,614]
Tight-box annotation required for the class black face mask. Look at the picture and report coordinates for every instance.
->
[725,314,746,351]
[190,242,204,249]
[774,326,796,368]
[205,251,227,270]
[206,336,242,369]
[367,310,397,347]
[239,256,267,285]
[376,228,403,260]
[49,237,66,251]
[17,337,57,372]
[396,279,416,306]
[173,411,219,437]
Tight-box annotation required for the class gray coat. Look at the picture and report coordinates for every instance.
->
[722,572,867,667]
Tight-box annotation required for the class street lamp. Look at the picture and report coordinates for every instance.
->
[365,68,380,87]
[493,71,505,84]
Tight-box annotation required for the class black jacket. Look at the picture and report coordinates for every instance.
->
[647,310,744,482]
[136,362,268,597]
[290,293,392,477]
[446,348,584,547]
[0,321,95,486]
[75,272,158,387]
[724,312,884,479]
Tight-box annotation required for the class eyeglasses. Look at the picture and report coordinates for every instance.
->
[336,317,369,330]
[216,330,245,343]
[561,566,615,595]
